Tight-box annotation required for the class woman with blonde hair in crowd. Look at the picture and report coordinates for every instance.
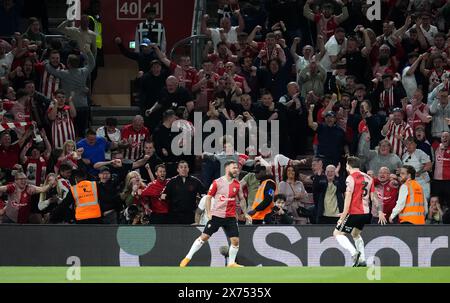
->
[38,173,65,223]
[54,140,82,173]
[120,171,147,208]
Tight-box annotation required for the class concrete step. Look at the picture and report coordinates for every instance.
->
[92,115,135,127]
[90,125,128,133]
[91,94,133,107]
[91,106,140,117]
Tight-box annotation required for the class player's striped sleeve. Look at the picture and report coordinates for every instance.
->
[207,180,218,197]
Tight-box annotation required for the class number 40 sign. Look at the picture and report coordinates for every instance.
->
[117,0,163,21]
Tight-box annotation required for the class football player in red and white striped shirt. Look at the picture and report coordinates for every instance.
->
[47,89,76,149]
[180,160,251,267]
[381,108,413,157]
[334,157,386,267]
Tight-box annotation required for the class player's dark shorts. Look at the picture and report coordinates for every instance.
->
[203,216,239,238]
[335,214,372,234]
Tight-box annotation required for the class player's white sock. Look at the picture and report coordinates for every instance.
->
[353,236,366,261]
[335,235,357,256]
[186,238,205,259]
[228,245,239,264]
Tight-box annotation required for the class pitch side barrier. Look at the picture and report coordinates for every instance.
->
[0,225,448,266]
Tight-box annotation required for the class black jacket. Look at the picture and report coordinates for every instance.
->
[264,207,293,224]
[152,124,178,163]
[117,42,158,73]
[163,175,206,213]
[312,174,345,221]
[347,112,383,152]
[137,72,167,111]
[97,180,123,213]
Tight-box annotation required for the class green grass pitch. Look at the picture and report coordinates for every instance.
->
[1,267,450,283]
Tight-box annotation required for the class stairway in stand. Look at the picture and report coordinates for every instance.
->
[90,106,141,131]
[89,54,140,130]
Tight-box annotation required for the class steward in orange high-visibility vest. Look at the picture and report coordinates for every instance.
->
[71,181,101,221]
[247,165,277,224]
[398,179,426,224]
[390,165,426,225]
[68,170,102,223]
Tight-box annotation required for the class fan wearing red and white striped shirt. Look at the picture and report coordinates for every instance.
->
[35,50,65,99]
[121,116,150,161]
[20,135,51,187]
[47,89,76,148]
[258,154,307,185]
[432,132,450,205]
[381,109,413,157]
[434,132,450,180]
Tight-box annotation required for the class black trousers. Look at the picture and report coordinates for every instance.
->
[75,107,90,137]
[90,48,104,91]
[76,218,103,224]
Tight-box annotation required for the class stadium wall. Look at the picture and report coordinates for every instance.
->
[0,225,449,267]
[80,0,196,54]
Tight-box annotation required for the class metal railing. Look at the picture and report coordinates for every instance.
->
[192,0,206,36]
[169,34,208,68]
[169,0,207,69]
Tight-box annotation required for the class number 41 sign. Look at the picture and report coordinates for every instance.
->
[117,0,163,21]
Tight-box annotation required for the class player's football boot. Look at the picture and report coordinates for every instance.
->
[356,260,367,267]
[352,251,361,267]
[179,258,191,267]
[227,263,244,268]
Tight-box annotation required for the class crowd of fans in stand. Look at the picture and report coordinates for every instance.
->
[0,0,450,225]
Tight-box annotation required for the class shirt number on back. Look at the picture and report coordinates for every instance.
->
[362,181,368,197]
